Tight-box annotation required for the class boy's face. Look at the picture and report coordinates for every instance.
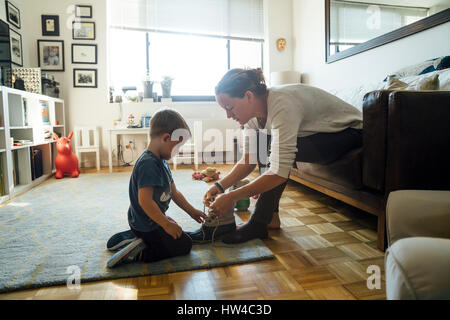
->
[159,133,185,160]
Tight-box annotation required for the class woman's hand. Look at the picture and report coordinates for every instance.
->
[210,193,236,217]
[203,185,221,207]
[188,209,208,224]
[162,219,183,239]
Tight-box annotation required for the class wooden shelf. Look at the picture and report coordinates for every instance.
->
[10,126,33,129]
[11,140,55,150]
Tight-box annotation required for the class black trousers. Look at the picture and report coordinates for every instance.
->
[250,128,362,225]
[130,217,192,262]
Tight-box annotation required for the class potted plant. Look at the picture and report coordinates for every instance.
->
[160,76,173,98]
[143,72,154,99]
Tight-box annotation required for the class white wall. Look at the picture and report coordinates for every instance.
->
[23,0,237,167]
[21,0,294,167]
[292,0,450,92]
[263,0,295,80]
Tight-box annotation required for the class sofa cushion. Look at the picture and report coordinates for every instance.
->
[386,55,449,79]
[384,74,440,91]
[295,147,363,190]
[385,237,450,300]
[437,68,450,90]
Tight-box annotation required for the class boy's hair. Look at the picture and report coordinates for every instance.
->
[149,108,191,139]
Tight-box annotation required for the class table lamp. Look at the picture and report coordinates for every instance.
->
[270,71,301,86]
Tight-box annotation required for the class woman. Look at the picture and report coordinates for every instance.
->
[205,68,363,244]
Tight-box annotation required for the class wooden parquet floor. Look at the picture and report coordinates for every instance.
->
[0,164,386,300]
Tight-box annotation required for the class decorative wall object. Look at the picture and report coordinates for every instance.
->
[41,15,60,36]
[72,21,95,40]
[5,1,20,29]
[9,28,22,66]
[71,43,97,64]
[7,68,42,94]
[37,39,65,71]
[75,5,92,18]
[276,38,286,51]
[73,68,97,88]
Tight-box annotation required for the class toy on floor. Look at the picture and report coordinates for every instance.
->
[53,131,80,179]
[192,167,220,182]
[231,179,251,211]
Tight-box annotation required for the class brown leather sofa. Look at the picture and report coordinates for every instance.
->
[289,90,450,251]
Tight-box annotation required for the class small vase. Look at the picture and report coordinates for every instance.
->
[161,78,173,98]
[143,81,153,99]
[161,83,171,98]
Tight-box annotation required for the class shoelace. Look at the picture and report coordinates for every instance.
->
[202,203,221,246]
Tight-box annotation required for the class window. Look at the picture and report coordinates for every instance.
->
[107,0,264,100]
[330,0,429,53]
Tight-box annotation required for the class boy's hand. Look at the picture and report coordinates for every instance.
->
[189,209,208,224]
[162,219,183,239]
[203,185,221,207]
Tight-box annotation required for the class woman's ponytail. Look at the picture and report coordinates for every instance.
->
[215,68,267,98]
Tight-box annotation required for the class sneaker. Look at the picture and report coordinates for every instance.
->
[106,230,137,251]
[106,238,147,268]
[187,221,236,244]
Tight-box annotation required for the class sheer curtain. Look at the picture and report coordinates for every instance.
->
[108,0,264,40]
[107,0,264,95]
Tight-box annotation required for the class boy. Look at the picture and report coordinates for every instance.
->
[106,108,207,268]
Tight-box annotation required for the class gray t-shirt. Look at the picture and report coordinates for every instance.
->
[128,150,173,232]
[243,84,363,178]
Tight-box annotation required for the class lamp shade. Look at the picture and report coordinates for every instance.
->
[270,71,301,86]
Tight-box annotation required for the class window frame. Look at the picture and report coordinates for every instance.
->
[110,26,264,102]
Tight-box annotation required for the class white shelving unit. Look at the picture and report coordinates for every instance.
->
[0,86,65,204]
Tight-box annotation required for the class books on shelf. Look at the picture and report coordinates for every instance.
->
[40,101,50,125]
[30,148,43,181]
[22,98,29,126]
[16,140,33,145]
[12,150,19,186]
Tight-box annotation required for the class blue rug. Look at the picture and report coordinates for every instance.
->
[0,171,274,293]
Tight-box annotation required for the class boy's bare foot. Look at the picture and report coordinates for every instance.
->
[267,211,281,229]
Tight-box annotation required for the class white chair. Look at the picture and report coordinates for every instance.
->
[73,126,100,170]
[385,190,450,299]
[172,120,201,170]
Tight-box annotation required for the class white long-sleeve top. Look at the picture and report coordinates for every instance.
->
[243,84,363,179]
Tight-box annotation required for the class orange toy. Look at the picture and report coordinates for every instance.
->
[53,131,80,179]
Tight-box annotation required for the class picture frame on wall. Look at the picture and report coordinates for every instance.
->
[72,21,95,40]
[41,15,60,36]
[73,68,97,88]
[37,39,65,71]
[9,28,22,66]
[0,19,11,62]
[75,5,92,18]
[5,1,20,29]
[71,43,97,64]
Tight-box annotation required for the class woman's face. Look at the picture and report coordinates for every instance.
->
[216,92,255,126]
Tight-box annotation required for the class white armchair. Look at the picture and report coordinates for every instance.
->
[385,190,450,300]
